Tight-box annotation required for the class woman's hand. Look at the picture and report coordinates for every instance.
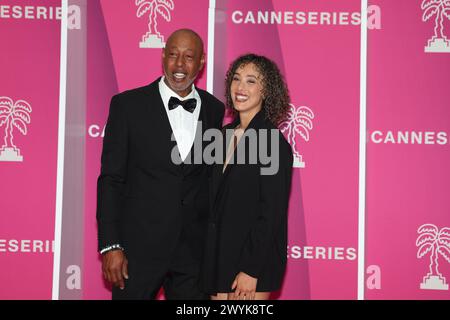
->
[229,272,257,300]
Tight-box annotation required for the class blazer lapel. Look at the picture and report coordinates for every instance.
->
[211,117,238,209]
[212,110,266,208]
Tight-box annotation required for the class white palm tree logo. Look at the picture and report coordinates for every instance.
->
[279,104,314,168]
[422,0,450,53]
[0,97,32,162]
[136,0,175,48]
[416,223,450,290]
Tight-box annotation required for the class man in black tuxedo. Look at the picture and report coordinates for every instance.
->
[97,29,224,299]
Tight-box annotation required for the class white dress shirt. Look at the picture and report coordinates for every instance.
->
[159,76,202,161]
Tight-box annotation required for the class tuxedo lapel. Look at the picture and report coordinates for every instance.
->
[143,80,183,174]
[180,88,212,173]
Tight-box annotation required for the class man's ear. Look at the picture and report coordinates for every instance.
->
[200,53,206,70]
[162,48,166,60]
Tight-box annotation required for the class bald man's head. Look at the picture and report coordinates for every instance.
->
[166,29,204,53]
[162,29,205,97]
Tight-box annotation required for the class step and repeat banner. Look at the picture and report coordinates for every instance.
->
[0,0,62,299]
[1,0,449,300]
[221,0,364,299]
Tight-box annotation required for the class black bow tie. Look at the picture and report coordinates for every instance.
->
[168,96,197,113]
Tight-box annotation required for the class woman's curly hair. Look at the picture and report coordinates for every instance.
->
[225,53,290,126]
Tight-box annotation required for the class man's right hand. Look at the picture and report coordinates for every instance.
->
[102,250,128,290]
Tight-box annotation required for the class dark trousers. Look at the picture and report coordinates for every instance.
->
[112,241,207,300]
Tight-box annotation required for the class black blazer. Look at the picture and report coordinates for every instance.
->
[96,78,224,263]
[201,110,293,294]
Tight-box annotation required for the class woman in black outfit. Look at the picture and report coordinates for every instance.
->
[202,54,293,300]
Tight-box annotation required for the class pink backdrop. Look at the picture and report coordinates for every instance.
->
[366,0,450,299]
[83,0,211,299]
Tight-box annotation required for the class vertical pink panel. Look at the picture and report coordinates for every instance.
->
[83,0,117,300]
[0,0,61,299]
[366,0,450,299]
[225,0,361,299]
[83,0,211,299]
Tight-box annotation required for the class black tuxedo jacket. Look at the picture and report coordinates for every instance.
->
[97,78,224,263]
